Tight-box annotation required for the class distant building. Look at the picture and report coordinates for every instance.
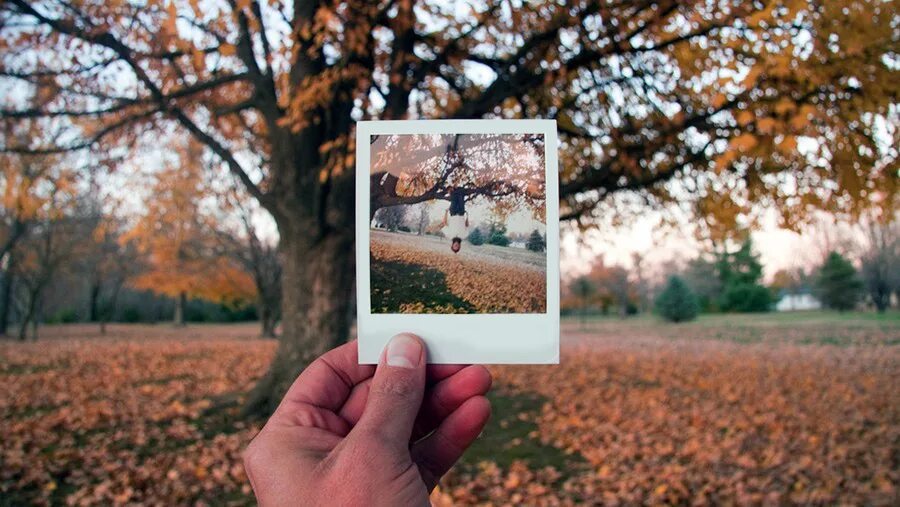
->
[509,241,527,249]
[775,290,822,311]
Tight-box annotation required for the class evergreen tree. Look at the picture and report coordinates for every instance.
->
[488,223,510,247]
[816,251,863,311]
[655,276,699,323]
[467,227,484,246]
[526,230,545,252]
[716,239,771,312]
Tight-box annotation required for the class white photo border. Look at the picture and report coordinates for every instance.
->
[356,120,559,364]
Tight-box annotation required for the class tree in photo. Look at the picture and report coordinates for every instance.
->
[488,223,510,247]
[2,0,894,413]
[467,227,484,246]
[655,276,699,323]
[370,134,547,222]
[526,230,546,253]
[373,205,407,232]
[414,204,429,236]
[816,251,863,311]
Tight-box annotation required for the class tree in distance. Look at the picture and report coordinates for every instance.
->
[816,251,863,311]
[716,239,771,312]
[655,276,699,323]
[569,276,596,329]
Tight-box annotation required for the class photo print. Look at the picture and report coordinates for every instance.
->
[356,120,559,364]
[369,133,547,314]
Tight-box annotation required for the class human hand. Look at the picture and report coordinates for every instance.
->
[243,334,492,506]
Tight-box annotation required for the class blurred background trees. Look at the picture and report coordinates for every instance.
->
[562,212,899,321]
[655,276,699,323]
[816,251,863,311]
[0,0,896,413]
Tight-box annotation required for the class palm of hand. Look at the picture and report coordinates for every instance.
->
[244,339,492,507]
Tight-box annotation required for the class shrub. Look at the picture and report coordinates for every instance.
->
[47,308,79,324]
[122,307,141,323]
[468,228,484,245]
[398,225,411,233]
[655,276,699,323]
[526,230,546,252]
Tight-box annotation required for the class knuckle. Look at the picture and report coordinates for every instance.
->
[373,372,418,398]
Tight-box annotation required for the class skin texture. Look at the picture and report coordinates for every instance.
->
[243,334,492,506]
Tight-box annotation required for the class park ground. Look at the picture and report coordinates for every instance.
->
[370,230,546,313]
[1,312,898,505]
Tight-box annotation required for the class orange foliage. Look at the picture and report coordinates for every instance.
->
[126,139,254,306]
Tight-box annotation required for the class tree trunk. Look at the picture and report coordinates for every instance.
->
[174,291,187,326]
[19,289,38,341]
[241,230,355,417]
[0,267,13,336]
[100,282,122,336]
[88,282,101,322]
[259,300,278,338]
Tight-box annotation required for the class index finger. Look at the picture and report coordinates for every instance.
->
[275,340,376,416]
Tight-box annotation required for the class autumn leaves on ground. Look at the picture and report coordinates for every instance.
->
[370,230,546,314]
[3,314,898,505]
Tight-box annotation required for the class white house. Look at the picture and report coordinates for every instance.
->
[775,292,822,312]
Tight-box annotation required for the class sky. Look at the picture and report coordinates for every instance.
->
[560,207,862,284]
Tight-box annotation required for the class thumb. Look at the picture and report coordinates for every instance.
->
[354,333,427,449]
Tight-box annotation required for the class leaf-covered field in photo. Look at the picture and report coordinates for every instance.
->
[370,230,546,314]
[2,315,898,505]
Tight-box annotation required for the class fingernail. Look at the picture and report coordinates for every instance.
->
[386,333,422,369]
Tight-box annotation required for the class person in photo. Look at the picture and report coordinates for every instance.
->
[440,187,469,253]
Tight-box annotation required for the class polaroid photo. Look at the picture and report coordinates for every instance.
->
[356,120,559,364]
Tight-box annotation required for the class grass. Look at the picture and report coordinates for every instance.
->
[564,309,899,325]
[460,388,583,473]
[563,310,899,347]
[370,258,475,313]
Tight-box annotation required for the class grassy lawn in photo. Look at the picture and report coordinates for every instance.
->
[370,257,476,313]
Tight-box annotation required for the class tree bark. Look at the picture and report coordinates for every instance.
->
[174,291,187,326]
[88,282,101,322]
[241,229,355,417]
[19,288,38,341]
[258,298,277,338]
[0,266,14,336]
[100,281,122,335]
